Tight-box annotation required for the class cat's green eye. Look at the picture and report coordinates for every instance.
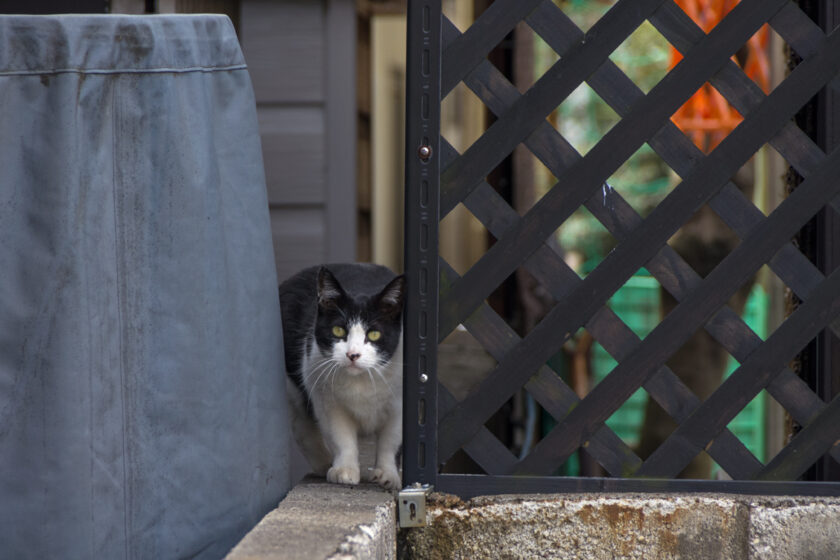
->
[367,330,381,342]
[332,325,347,338]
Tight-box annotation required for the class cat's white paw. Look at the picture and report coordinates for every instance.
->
[370,467,401,490]
[327,464,360,485]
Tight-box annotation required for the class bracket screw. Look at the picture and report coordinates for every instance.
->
[417,145,432,161]
[419,373,429,383]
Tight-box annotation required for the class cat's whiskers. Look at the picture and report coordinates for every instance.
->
[368,363,398,401]
[308,357,339,393]
[307,366,330,394]
[330,361,341,394]
[365,368,377,390]
[304,355,333,381]
[320,362,341,394]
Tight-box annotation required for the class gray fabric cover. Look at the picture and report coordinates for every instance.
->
[0,15,289,559]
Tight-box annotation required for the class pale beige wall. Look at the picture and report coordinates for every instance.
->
[371,15,407,272]
[370,0,487,277]
[438,0,488,278]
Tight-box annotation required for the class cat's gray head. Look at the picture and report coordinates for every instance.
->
[314,267,405,374]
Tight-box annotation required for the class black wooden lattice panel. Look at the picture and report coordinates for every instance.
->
[403,0,840,495]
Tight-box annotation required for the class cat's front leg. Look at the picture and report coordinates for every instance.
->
[370,408,402,490]
[321,406,361,485]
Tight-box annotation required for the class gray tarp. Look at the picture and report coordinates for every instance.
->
[0,15,289,559]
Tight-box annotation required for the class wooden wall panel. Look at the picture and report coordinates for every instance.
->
[240,0,325,103]
[270,208,326,283]
[258,107,325,205]
[241,0,356,284]
[324,0,357,262]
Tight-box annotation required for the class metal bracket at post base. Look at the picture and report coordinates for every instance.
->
[397,484,433,528]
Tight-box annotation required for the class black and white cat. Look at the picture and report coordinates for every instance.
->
[279,263,405,490]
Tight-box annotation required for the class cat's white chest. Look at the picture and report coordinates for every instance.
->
[302,336,402,434]
[337,376,392,432]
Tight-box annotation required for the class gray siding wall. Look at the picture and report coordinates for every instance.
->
[241,0,357,284]
[240,0,357,484]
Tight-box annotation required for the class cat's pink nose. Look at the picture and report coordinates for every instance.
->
[346,352,361,362]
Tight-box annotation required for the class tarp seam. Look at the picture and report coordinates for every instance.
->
[0,64,248,77]
[110,79,131,560]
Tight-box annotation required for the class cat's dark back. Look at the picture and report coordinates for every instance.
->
[278,263,400,381]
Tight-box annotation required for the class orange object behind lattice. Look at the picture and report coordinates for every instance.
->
[670,0,771,152]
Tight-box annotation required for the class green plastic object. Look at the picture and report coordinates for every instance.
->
[591,276,769,468]
[544,274,769,477]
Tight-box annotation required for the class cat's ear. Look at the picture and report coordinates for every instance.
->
[317,267,345,309]
[376,274,406,318]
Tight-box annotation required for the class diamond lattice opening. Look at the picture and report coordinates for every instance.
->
[747,143,788,217]
[732,273,772,343]
[438,325,498,402]
[592,339,651,451]
[486,266,531,337]
[670,82,744,154]
[741,24,784,95]
[513,146,558,216]
[440,202,491,277]
[607,142,678,218]
[551,81,621,156]
[608,19,671,94]
[442,81,489,155]
[556,0,616,34]
[758,264,804,342]
[608,271,663,341]
[717,390,769,475]
[667,201,742,280]
[555,205,618,278]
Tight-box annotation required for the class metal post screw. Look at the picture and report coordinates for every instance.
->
[417,145,432,161]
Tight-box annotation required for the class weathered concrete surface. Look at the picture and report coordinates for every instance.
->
[399,493,840,560]
[227,475,840,560]
[226,477,395,560]
[748,497,840,560]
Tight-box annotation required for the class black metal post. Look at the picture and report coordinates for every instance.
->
[403,0,441,488]
[811,0,840,482]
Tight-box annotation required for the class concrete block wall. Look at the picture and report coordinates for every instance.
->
[401,493,840,560]
[226,478,396,560]
[226,479,840,559]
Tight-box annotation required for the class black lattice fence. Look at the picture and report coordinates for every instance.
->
[403,0,840,496]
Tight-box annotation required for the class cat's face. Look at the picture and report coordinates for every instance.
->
[313,268,405,375]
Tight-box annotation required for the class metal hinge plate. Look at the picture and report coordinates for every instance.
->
[397,484,433,528]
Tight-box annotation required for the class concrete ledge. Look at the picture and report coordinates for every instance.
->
[399,493,840,560]
[228,480,840,559]
[226,477,396,560]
